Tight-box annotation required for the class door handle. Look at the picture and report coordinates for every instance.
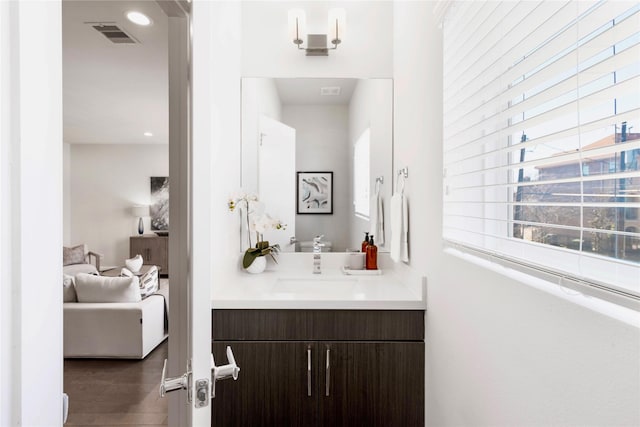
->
[307,347,312,397]
[159,359,189,398]
[325,347,330,397]
[211,346,240,399]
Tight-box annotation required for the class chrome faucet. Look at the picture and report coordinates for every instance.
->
[313,235,325,274]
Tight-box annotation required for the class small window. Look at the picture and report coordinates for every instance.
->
[353,129,370,218]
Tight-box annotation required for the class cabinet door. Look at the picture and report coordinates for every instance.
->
[211,341,317,427]
[152,237,168,274]
[319,342,425,427]
[130,237,169,274]
[316,343,349,427]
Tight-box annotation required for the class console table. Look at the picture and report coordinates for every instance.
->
[130,235,169,277]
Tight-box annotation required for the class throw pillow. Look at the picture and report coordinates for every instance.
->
[63,274,77,302]
[139,265,159,299]
[74,273,142,303]
[63,244,86,266]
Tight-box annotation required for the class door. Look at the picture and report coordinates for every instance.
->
[258,115,296,251]
[164,1,215,425]
[165,1,246,425]
[211,341,317,426]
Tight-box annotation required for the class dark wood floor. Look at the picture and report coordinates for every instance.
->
[64,340,168,426]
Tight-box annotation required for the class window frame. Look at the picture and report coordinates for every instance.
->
[442,0,640,304]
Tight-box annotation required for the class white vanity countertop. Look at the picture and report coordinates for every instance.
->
[211,262,426,310]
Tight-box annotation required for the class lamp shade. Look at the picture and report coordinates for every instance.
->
[288,9,306,43]
[327,8,346,44]
[132,205,150,217]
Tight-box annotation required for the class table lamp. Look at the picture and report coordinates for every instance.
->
[132,205,150,235]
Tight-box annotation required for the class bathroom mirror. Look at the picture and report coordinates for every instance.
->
[241,77,393,253]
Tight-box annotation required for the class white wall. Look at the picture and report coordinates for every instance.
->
[282,104,349,250]
[63,143,71,245]
[68,144,168,266]
[348,79,392,250]
[393,2,640,426]
[1,1,63,425]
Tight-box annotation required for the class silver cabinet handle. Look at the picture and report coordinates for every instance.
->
[307,347,312,397]
[325,347,330,397]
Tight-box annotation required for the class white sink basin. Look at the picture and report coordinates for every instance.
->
[272,277,357,299]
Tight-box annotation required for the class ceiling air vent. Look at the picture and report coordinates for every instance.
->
[320,86,341,96]
[89,23,138,44]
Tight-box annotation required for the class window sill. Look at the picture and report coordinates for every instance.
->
[444,245,640,328]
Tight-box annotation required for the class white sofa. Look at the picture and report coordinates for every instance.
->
[64,279,168,359]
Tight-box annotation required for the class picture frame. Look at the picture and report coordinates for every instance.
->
[150,176,169,231]
[297,171,333,214]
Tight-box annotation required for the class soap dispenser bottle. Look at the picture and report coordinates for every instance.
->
[366,235,378,270]
[361,232,370,253]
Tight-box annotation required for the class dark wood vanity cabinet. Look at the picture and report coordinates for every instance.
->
[211,310,425,427]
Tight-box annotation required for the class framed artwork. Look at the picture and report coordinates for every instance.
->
[297,171,333,214]
[150,177,169,231]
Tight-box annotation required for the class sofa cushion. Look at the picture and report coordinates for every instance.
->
[63,263,98,276]
[63,274,77,302]
[63,244,87,266]
[139,266,159,299]
[75,273,142,303]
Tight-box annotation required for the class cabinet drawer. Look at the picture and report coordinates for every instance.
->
[212,310,424,341]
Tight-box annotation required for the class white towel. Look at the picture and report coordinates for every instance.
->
[390,192,408,263]
[369,189,384,245]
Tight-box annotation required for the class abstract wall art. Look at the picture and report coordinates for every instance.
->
[296,171,333,214]
[150,176,169,231]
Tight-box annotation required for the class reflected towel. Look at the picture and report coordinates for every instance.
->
[370,190,384,245]
[390,192,409,263]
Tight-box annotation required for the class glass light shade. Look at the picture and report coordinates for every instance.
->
[288,9,306,43]
[327,8,346,44]
[132,205,150,217]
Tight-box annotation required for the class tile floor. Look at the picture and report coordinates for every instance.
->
[64,340,168,426]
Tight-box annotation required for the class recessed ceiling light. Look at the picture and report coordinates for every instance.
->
[126,11,152,26]
[144,132,153,137]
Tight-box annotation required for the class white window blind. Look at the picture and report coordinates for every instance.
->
[443,0,640,298]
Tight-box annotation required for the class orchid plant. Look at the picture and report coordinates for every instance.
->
[228,192,286,268]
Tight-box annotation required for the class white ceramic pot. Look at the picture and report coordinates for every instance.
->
[245,256,266,274]
[125,254,143,274]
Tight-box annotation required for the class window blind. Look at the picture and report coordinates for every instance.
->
[443,0,640,298]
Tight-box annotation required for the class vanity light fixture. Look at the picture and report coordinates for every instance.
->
[288,8,346,56]
[126,11,152,26]
[143,132,153,137]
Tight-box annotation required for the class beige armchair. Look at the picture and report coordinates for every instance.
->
[85,250,103,271]
[63,244,103,275]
